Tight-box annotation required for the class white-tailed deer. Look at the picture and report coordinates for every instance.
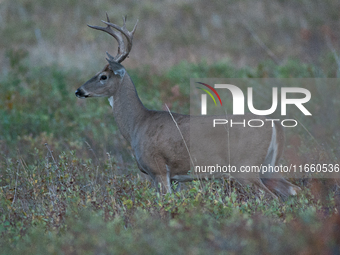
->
[75,14,300,199]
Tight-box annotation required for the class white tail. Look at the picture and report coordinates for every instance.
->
[75,14,300,199]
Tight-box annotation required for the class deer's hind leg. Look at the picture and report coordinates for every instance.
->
[238,178,279,200]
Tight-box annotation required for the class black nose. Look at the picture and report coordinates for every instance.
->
[75,88,85,98]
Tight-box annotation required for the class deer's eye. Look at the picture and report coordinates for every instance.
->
[100,75,107,80]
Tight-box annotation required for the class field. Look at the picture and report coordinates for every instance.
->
[0,0,340,254]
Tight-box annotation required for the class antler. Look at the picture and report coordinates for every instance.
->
[88,13,138,63]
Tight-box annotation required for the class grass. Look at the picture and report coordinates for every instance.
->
[0,147,339,252]
[0,149,339,253]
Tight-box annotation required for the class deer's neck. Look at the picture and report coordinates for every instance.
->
[110,74,148,143]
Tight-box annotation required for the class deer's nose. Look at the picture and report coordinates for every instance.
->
[75,88,82,97]
[75,88,88,98]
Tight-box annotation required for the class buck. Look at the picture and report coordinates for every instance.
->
[75,14,301,199]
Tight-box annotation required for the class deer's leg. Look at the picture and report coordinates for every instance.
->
[154,173,172,194]
[250,178,279,200]
[259,123,300,198]
[236,177,278,200]
[145,157,175,194]
[165,165,181,192]
[261,178,301,198]
[257,178,279,200]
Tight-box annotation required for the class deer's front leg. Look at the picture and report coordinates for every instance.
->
[153,172,172,195]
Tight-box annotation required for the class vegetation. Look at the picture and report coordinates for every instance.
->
[0,0,340,254]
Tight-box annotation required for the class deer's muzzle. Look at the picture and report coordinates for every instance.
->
[75,88,89,98]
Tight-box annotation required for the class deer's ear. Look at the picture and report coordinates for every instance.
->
[107,59,126,78]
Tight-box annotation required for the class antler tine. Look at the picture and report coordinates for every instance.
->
[122,15,127,29]
[106,12,111,23]
[104,15,116,62]
[131,19,138,35]
[106,51,115,62]
[87,13,127,63]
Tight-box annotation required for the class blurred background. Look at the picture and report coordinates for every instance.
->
[1,0,339,73]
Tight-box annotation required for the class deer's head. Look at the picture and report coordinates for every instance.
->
[75,60,126,98]
[75,14,138,99]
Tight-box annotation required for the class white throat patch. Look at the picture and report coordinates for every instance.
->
[108,96,114,109]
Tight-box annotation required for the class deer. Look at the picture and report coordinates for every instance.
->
[75,14,301,200]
